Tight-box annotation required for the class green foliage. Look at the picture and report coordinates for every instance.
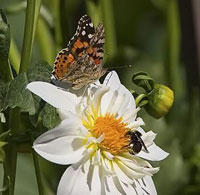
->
[0,61,60,129]
[0,10,12,82]
[0,62,50,115]
[132,71,154,92]
[0,130,10,163]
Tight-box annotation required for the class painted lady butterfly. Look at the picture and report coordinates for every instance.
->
[52,15,106,90]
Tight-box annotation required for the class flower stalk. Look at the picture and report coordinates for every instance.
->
[31,133,44,195]
[19,0,41,73]
[100,0,117,60]
[52,0,62,51]
[135,94,147,107]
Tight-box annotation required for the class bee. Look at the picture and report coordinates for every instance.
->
[126,130,149,155]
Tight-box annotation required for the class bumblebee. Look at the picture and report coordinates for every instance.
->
[126,130,149,154]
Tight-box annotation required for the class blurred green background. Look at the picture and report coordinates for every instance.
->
[0,0,200,194]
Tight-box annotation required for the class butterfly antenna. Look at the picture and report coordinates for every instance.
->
[107,64,132,69]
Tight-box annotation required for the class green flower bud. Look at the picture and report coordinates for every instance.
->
[145,84,174,119]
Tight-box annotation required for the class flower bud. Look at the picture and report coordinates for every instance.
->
[145,84,174,119]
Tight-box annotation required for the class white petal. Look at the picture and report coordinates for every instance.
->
[34,115,81,144]
[57,109,74,120]
[57,161,91,195]
[34,135,86,165]
[102,151,114,160]
[105,175,126,195]
[92,149,101,165]
[101,158,115,176]
[113,162,133,184]
[33,115,87,164]
[93,86,110,113]
[141,131,156,147]
[116,154,159,176]
[138,143,169,161]
[111,94,128,117]
[122,107,140,123]
[128,117,145,129]
[115,158,148,179]
[134,176,157,195]
[58,160,104,195]
[119,85,135,109]
[103,71,136,110]
[105,90,118,114]
[27,82,78,113]
[103,71,121,90]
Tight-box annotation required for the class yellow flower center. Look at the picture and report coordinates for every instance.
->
[90,113,130,154]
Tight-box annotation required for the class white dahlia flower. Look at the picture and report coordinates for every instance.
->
[27,71,168,195]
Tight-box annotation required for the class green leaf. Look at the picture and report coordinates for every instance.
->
[40,104,61,129]
[0,61,60,129]
[30,103,61,129]
[0,9,13,82]
[0,141,7,162]
[0,61,52,115]
[0,130,10,163]
[132,71,154,92]
[0,129,11,140]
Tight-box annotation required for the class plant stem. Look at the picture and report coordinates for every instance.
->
[86,0,101,26]
[165,0,182,98]
[19,0,36,73]
[36,18,55,65]
[19,0,41,74]
[3,142,17,195]
[30,133,44,195]
[32,151,44,195]
[32,0,42,46]
[2,107,21,195]
[135,94,147,107]
[5,2,26,14]
[100,0,117,60]
[9,37,21,74]
[53,0,62,51]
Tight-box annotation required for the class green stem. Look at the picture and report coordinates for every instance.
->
[32,0,42,46]
[19,0,41,74]
[5,2,26,14]
[31,134,44,195]
[53,0,62,51]
[36,18,55,65]
[19,0,36,73]
[86,0,101,26]
[3,142,17,195]
[100,0,117,60]
[2,107,21,195]
[135,94,147,107]
[9,37,21,74]
[165,0,182,98]
[32,151,44,195]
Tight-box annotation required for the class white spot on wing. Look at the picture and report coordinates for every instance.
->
[82,30,86,36]
[88,34,93,39]
[89,23,93,27]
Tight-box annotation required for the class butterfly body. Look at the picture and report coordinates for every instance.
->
[52,15,106,89]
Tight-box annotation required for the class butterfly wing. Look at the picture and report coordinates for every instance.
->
[52,15,95,80]
[52,15,106,89]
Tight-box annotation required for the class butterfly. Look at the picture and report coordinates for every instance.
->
[52,15,106,90]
